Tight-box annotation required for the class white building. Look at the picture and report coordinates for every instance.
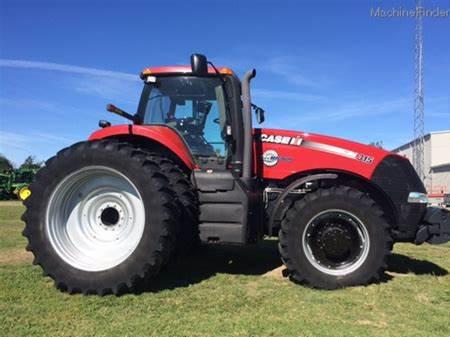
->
[392,130,450,195]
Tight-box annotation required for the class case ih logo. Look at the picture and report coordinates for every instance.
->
[260,134,303,146]
[262,150,293,167]
[262,150,279,167]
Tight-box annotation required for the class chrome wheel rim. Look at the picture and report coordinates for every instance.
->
[46,166,145,272]
[302,209,370,276]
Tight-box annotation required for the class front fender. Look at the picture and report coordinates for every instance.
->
[371,154,427,240]
[88,124,196,170]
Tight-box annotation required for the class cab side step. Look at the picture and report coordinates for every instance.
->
[192,170,261,244]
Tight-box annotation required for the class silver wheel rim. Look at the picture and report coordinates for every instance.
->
[302,209,370,276]
[46,166,145,272]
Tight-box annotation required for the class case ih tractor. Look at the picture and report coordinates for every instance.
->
[22,54,450,295]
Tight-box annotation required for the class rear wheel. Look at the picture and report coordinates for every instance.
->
[22,140,180,295]
[139,151,200,254]
[279,186,392,289]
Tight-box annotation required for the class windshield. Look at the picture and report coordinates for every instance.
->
[139,76,228,160]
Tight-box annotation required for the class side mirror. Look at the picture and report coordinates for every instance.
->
[252,104,265,124]
[191,54,208,75]
[256,108,265,124]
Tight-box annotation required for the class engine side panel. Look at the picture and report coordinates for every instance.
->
[88,124,196,170]
[254,128,392,180]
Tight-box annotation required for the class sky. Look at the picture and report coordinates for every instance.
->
[0,0,449,166]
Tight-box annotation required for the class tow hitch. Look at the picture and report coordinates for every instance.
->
[415,207,450,245]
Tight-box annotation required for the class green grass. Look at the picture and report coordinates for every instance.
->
[0,201,449,337]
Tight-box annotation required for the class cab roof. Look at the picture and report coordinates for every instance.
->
[140,65,233,77]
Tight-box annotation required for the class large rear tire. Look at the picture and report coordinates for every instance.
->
[139,151,200,254]
[22,140,180,295]
[279,186,392,289]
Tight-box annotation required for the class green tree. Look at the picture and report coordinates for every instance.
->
[369,141,384,149]
[20,156,43,170]
[0,154,14,172]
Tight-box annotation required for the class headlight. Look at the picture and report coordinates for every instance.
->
[408,192,428,204]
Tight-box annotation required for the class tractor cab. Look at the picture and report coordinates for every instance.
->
[137,55,264,243]
[138,71,230,169]
[137,61,247,174]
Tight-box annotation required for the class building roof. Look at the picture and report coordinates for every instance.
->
[429,129,450,135]
[392,129,450,152]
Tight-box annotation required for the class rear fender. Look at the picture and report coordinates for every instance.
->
[88,125,196,170]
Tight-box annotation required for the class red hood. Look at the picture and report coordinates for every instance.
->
[255,128,398,180]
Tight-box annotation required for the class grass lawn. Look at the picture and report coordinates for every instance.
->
[0,201,449,337]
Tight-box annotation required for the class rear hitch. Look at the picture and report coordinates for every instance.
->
[415,207,450,245]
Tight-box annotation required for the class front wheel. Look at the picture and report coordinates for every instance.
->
[22,140,180,295]
[279,186,392,289]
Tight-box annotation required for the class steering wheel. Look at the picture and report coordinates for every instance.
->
[176,117,200,134]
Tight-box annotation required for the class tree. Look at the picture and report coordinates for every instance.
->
[0,154,14,172]
[369,141,384,149]
[20,156,43,170]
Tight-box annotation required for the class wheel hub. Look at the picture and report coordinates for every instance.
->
[303,209,370,276]
[319,225,353,259]
[100,206,120,227]
[94,201,125,232]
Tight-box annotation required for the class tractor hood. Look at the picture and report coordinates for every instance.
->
[255,128,396,180]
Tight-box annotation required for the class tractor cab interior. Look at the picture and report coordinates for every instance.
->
[138,76,229,169]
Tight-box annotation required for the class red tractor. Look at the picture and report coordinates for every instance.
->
[22,54,450,294]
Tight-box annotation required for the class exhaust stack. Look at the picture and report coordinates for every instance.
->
[241,69,256,179]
